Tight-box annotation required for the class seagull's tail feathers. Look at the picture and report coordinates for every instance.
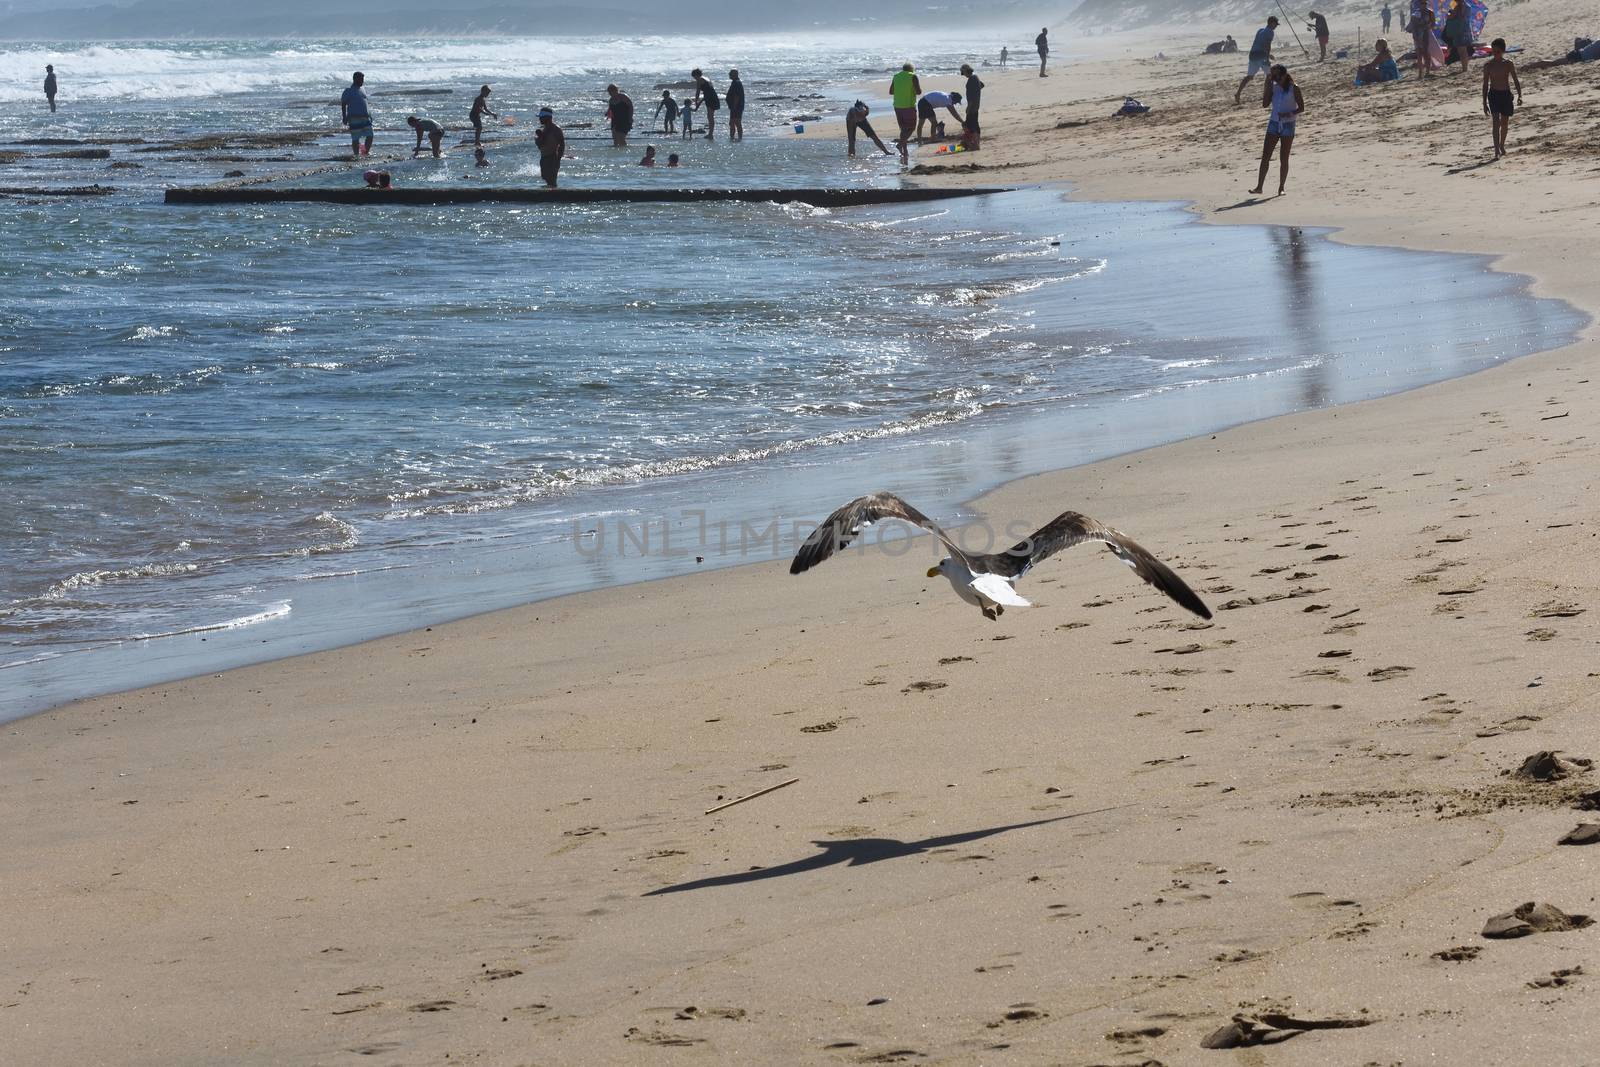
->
[970,572,1031,608]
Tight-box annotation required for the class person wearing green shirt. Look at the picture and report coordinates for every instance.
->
[889,62,920,162]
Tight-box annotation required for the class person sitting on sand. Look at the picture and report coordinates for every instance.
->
[407,115,445,157]
[1249,65,1305,196]
[667,152,680,167]
[474,147,490,167]
[656,89,680,133]
[1236,17,1279,103]
[640,144,657,166]
[1523,36,1600,69]
[363,169,392,188]
[845,100,891,156]
[915,90,963,142]
[1357,39,1402,82]
[469,85,497,147]
[1482,38,1522,158]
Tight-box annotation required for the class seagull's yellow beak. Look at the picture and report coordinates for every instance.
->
[927,566,941,578]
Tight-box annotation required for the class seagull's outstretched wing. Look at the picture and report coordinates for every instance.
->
[790,492,966,575]
[975,511,1212,619]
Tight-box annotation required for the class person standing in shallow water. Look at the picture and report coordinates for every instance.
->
[691,68,720,140]
[725,69,745,142]
[1381,2,1392,33]
[1036,27,1050,76]
[44,65,58,112]
[341,71,373,157]
[889,62,920,162]
[468,85,497,147]
[605,84,634,147]
[1249,65,1305,196]
[535,108,565,188]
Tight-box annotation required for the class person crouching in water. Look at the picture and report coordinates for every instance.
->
[1249,65,1304,195]
[407,115,445,157]
[535,108,565,188]
[363,170,392,188]
[845,100,891,156]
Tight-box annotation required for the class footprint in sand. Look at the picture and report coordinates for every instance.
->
[1366,665,1413,682]
[801,721,839,733]
[1432,945,1481,962]
[407,1000,455,1012]
[902,680,947,693]
[1558,824,1600,846]
[1528,966,1584,989]
[937,656,974,665]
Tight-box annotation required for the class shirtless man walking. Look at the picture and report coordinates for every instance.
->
[1481,38,1522,158]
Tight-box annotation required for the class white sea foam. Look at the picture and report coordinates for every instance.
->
[0,33,990,103]
[123,601,292,641]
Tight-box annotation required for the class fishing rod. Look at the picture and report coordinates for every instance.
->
[1276,0,1312,56]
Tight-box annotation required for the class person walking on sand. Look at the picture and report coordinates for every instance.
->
[725,69,746,142]
[890,62,920,161]
[1308,10,1330,62]
[44,64,58,112]
[1236,17,1278,103]
[341,71,373,157]
[605,84,634,147]
[691,68,720,140]
[407,115,445,157]
[1482,38,1522,158]
[845,100,891,156]
[1249,65,1304,196]
[469,85,497,147]
[535,108,565,188]
[1036,27,1050,76]
[655,89,680,134]
[1444,0,1473,71]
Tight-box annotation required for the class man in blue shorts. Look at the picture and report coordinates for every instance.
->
[341,71,373,157]
[1235,16,1279,104]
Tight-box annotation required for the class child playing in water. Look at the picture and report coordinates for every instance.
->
[474,147,490,167]
[1481,38,1522,158]
[679,99,695,138]
[656,90,679,133]
[640,144,657,166]
[363,170,392,188]
[667,152,681,167]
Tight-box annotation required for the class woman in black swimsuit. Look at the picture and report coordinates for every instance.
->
[691,68,720,140]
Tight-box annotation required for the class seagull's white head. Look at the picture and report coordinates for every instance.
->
[927,558,950,579]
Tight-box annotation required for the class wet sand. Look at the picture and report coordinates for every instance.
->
[7,2,1600,1062]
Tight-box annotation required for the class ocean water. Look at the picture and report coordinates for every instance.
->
[0,37,1586,719]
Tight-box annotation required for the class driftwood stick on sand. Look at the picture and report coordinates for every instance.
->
[705,777,800,815]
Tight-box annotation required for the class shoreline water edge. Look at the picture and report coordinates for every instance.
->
[3,178,1584,721]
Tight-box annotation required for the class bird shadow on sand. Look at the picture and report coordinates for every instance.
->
[645,809,1121,896]
[1216,196,1275,212]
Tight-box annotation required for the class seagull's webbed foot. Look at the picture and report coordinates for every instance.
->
[981,607,998,621]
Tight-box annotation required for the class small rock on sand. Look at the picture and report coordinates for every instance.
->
[1482,902,1593,939]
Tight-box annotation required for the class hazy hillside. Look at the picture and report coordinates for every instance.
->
[1068,0,1375,33]
[2,0,1053,38]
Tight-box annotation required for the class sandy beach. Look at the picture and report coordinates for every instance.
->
[8,4,1600,1063]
